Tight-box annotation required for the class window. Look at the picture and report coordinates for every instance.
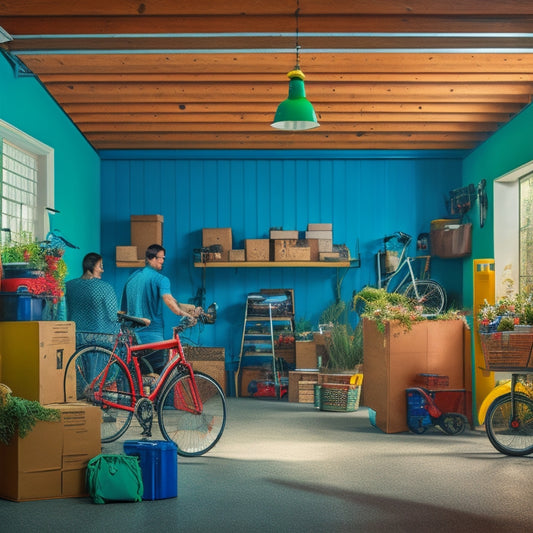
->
[0,119,54,245]
[519,174,533,288]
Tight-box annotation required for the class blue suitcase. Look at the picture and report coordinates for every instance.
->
[123,440,177,500]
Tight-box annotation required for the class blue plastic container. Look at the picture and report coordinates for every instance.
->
[123,440,178,500]
[0,291,44,321]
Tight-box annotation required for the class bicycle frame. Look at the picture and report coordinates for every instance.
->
[89,327,204,416]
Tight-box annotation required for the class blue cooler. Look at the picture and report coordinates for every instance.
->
[123,440,178,500]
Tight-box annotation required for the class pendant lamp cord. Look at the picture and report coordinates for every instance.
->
[295,0,300,69]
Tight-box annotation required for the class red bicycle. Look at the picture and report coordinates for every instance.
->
[63,308,226,456]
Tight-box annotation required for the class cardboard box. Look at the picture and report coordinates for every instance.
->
[272,240,311,261]
[307,223,333,231]
[115,245,138,262]
[0,321,76,404]
[131,214,164,259]
[305,230,333,240]
[288,370,319,402]
[269,230,299,239]
[295,340,317,369]
[229,249,245,262]
[245,239,270,261]
[202,228,233,261]
[318,239,333,252]
[363,319,466,433]
[320,252,340,261]
[0,403,101,501]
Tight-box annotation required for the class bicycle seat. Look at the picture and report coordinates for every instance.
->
[117,311,150,328]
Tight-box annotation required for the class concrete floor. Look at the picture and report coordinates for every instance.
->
[1,398,533,533]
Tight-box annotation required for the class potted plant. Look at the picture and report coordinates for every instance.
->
[0,231,67,319]
[0,385,61,445]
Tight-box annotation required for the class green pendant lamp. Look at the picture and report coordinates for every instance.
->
[271,2,320,131]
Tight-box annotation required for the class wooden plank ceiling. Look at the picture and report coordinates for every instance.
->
[2,0,533,151]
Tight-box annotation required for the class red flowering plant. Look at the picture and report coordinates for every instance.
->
[0,232,67,304]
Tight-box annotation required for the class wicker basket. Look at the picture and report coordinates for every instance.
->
[479,332,533,371]
[318,382,361,412]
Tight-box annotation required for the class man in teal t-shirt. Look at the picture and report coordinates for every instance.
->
[122,244,202,372]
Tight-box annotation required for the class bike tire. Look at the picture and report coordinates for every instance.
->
[485,393,533,456]
[438,414,467,435]
[403,279,446,315]
[63,345,133,443]
[157,370,226,457]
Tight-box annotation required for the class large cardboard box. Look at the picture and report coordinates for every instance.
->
[0,403,101,501]
[0,321,76,404]
[363,319,466,434]
[202,228,233,261]
[245,239,270,261]
[131,214,164,259]
[189,360,226,395]
[116,245,138,262]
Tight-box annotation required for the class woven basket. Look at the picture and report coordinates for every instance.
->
[318,383,361,412]
[182,346,225,361]
[479,332,533,371]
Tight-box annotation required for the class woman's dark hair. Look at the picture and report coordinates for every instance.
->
[82,252,102,274]
[146,244,165,260]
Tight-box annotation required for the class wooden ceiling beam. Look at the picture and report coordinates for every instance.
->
[4,15,533,35]
[17,53,533,75]
[2,0,532,17]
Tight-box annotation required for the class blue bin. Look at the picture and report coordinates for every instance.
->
[123,440,177,500]
[0,291,45,321]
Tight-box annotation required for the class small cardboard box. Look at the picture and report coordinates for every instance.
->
[308,223,333,231]
[269,230,299,240]
[245,239,270,261]
[116,245,138,262]
[203,228,233,261]
[229,249,245,262]
[320,252,340,261]
[131,215,164,259]
[318,239,333,252]
[272,240,311,261]
[305,230,333,240]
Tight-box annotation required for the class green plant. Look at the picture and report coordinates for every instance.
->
[319,300,346,327]
[353,287,425,333]
[497,316,516,332]
[0,392,61,445]
[294,317,314,340]
[325,322,363,371]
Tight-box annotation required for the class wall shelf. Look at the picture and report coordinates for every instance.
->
[194,260,355,268]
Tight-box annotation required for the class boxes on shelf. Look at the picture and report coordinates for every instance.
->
[269,229,299,239]
[245,239,270,261]
[115,245,138,262]
[0,402,101,501]
[308,223,332,231]
[229,249,245,262]
[272,239,311,261]
[123,440,177,500]
[202,228,233,261]
[0,321,76,404]
[131,215,163,259]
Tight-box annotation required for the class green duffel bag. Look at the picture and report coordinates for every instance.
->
[86,453,144,504]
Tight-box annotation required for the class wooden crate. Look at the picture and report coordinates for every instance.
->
[298,380,317,403]
[189,360,226,394]
[288,370,319,402]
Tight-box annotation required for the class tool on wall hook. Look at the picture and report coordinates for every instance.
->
[477,179,488,228]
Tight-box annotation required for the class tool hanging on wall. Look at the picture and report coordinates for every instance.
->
[477,179,488,228]
[447,184,477,216]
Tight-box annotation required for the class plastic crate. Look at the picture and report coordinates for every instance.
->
[123,440,177,500]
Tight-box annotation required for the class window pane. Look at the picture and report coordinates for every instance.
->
[519,174,533,288]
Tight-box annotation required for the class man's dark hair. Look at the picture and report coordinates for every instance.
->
[82,252,102,274]
[146,244,165,260]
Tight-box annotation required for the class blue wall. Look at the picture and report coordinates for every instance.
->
[0,53,101,274]
[100,150,463,364]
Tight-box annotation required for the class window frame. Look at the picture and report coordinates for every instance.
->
[0,119,54,241]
